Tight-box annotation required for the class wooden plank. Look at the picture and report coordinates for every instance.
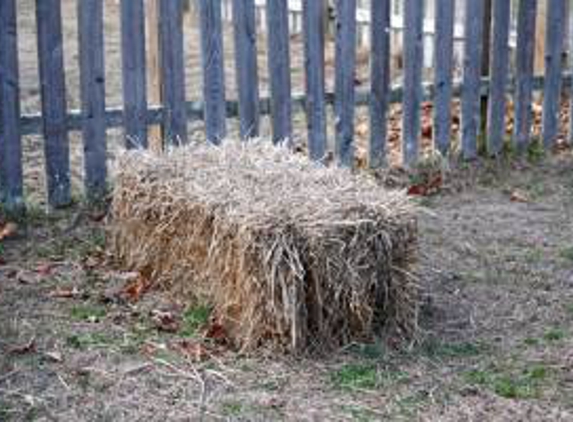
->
[159,0,188,145]
[402,0,424,166]
[121,0,148,149]
[433,0,455,156]
[266,0,292,144]
[199,0,227,144]
[303,0,327,161]
[0,0,24,211]
[541,0,567,149]
[369,0,391,167]
[35,0,71,208]
[514,0,537,150]
[486,0,511,155]
[461,0,485,160]
[147,0,164,152]
[78,0,107,199]
[232,0,260,139]
[334,0,357,167]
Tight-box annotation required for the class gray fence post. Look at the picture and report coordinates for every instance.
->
[369,0,391,168]
[78,0,107,199]
[0,0,24,212]
[36,0,71,208]
[233,0,260,139]
[199,0,227,144]
[334,0,357,167]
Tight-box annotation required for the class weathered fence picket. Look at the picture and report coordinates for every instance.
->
[0,0,23,211]
[159,0,188,145]
[334,0,357,167]
[541,0,567,149]
[121,0,148,149]
[266,0,292,144]
[78,0,107,199]
[433,0,455,157]
[402,0,424,166]
[369,0,391,168]
[199,0,227,144]
[36,0,71,208]
[232,0,260,139]
[303,0,327,161]
[514,0,538,151]
[486,0,511,156]
[461,0,485,160]
[2,1,572,211]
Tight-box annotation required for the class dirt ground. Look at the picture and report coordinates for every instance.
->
[1,154,572,421]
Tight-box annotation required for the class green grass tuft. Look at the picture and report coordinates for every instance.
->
[180,304,211,337]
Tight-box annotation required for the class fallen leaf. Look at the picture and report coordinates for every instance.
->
[122,274,151,302]
[151,309,180,333]
[0,222,18,240]
[36,263,55,277]
[172,340,209,362]
[43,351,63,363]
[49,287,81,299]
[510,190,530,203]
[203,323,229,345]
[8,339,36,355]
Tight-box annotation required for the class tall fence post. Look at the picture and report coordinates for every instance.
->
[334,0,357,167]
[121,0,148,149]
[369,0,391,168]
[541,0,567,150]
[486,0,511,156]
[36,0,71,208]
[402,0,424,166]
[514,0,538,151]
[199,0,227,144]
[303,0,327,161]
[159,0,188,145]
[0,0,24,212]
[266,0,292,145]
[461,0,485,160]
[78,0,107,200]
[433,0,455,157]
[232,0,260,139]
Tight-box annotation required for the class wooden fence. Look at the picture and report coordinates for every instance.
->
[0,0,571,211]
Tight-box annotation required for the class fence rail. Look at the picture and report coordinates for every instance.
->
[0,0,572,211]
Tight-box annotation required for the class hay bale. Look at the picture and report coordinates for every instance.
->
[111,140,419,353]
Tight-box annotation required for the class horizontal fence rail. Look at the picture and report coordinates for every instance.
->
[0,0,572,210]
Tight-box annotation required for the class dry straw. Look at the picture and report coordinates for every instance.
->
[111,140,419,353]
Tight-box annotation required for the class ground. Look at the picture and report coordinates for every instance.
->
[1,155,572,421]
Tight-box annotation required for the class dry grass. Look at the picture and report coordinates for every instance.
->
[110,140,419,353]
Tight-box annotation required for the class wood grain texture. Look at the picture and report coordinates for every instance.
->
[78,0,107,199]
[199,0,227,144]
[0,0,24,211]
[541,0,566,149]
[402,0,424,166]
[369,0,391,168]
[461,0,485,160]
[266,0,292,144]
[232,0,260,139]
[334,0,357,167]
[121,0,148,149]
[486,0,511,155]
[159,0,188,145]
[514,0,537,150]
[433,0,455,156]
[303,0,327,161]
[36,0,71,207]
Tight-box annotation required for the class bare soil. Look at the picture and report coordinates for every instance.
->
[1,155,572,421]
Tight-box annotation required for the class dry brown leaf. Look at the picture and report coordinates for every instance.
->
[510,190,530,203]
[0,222,18,240]
[49,287,81,299]
[122,274,151,302]
[8,339,36,355]
[151,309,180,333]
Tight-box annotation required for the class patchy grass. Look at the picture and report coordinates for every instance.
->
[420,339,489,360]
[65,332,117,351]
[559,246,573,262]
[180,304,211,337]
[69,304,107,322]
[465,364,552,400]
[330,363,409,391]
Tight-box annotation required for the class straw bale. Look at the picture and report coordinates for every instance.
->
[111,140,419,353]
